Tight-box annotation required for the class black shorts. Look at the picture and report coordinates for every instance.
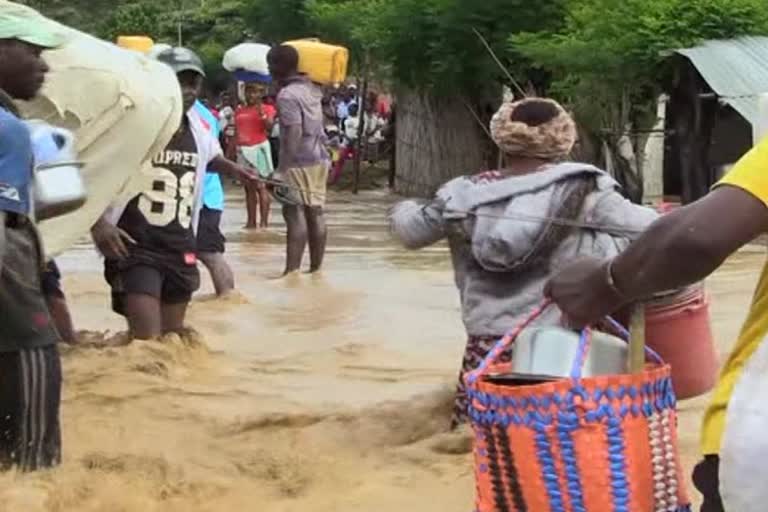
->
[197,206,226,254]
[104,258,200,316]
[0,345,62,471]
[41,260,64,299]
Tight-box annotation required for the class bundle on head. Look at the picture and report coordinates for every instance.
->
[490,98,576,161]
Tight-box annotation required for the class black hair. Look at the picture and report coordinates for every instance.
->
[348,103,359,116]
[509,99,560,127]
[267,45,299,71]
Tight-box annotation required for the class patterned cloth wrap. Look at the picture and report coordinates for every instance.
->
[490,99,577,161]
[465,302,691,512]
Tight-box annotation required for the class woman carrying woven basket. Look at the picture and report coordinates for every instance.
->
[390,98,659,429]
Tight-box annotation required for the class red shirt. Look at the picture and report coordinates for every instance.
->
[235,104,276,146]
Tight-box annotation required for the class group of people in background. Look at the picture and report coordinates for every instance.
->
[322,85,393,184]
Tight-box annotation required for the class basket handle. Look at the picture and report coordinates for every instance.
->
[467,301,664,384]
[568,314,663,379]
[466,300,553,385]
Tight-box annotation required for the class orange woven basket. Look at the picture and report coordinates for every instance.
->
[465,303,691,512]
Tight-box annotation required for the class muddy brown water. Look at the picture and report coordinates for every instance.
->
[0,187,761,511]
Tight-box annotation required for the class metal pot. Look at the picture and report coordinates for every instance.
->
[33,161,87,221]
[510,327,628,379]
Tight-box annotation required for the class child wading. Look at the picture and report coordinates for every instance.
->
[91,47,257,340]
[390,98,658,428]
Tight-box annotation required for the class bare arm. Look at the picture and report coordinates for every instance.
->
[210,155,258,181]
[90,212,136,260]
[545,186,768,326]
[613,186,768,297]
[262,108,275,134]
[263,117,275,134]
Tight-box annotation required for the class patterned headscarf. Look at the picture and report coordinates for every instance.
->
[490,98,576,161]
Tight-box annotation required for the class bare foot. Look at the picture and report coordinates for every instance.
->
[244,224,259,230]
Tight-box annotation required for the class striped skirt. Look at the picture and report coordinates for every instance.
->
[0,345,62,472]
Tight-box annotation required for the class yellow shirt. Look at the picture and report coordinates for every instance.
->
[702,137,768,455]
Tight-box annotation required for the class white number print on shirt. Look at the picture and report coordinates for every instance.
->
[138,166,196,228]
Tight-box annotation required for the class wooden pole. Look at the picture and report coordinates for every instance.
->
[388,108,397,189]
[353,63,369,195]
[628,304,646,374]
[177,0,184,46]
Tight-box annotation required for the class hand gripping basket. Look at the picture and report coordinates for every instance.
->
[465,303,691,512]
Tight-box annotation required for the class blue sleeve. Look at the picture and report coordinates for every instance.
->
[194,101,220,138]
[0,111,33,216]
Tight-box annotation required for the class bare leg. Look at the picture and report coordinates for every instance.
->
[244,182,259,228]
[198,252,235,296]
[45,295,77,344]
[305,206,327,273]
[124,293,163,340]
[283,204,308,275]
[258,183,272,229]
[161,302,189,335]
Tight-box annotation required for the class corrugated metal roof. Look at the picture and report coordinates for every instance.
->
[676,36,768,125]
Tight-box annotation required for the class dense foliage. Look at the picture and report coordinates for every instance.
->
[19,0,768,149]
[20,0,250,87]
[513,0,768,133]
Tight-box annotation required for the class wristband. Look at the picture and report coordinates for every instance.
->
[606,259,627,300]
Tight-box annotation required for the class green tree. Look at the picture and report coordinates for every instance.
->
[242,0,312,43]
[102,3,162,42]
[513,0,768,199]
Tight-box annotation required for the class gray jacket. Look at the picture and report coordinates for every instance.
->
[389,163,658,336]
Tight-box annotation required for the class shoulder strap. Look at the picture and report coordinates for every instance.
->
[507,174,598,275]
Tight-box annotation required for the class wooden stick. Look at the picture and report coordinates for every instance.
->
[629,304,646,373]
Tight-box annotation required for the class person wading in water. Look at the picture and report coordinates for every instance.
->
[390,98,659,428]
[268,45,330,275]
[91,47,258,340]
[0,5,68,471]
[194,99,236,297]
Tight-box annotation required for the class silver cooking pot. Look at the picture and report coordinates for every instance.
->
[510,327,628,379]
[34,160,87,220]
[27,121,87,221]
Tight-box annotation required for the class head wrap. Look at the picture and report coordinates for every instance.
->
[490,98,576,161]
[0,1,67,49]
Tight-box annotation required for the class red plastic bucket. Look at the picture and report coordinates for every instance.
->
[645,286,719,400]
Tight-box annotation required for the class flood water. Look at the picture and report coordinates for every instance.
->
[0,186,763,511]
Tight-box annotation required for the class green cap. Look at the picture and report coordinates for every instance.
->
[0,2,67,49]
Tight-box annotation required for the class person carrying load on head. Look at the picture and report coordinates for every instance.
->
[389,97,659,429]
[268,45,330,275]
